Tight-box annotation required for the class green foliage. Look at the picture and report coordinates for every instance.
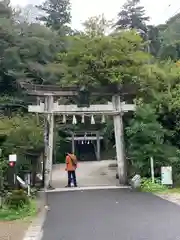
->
[159,13,180,45]
[157,13,180,59]
[147,25,161,57]
[0,156,8,201]
[140,178,167,192]
[116,0,149,31]
[126,104,179,176]
[37,0,71,34]
[0,0,12,18]
[57,31,150,86]
[0,1,67,90]
[5,190,29,209]
[83,14,113,37]
[158,41,180,60]
[0,115,43,155]
[0,199,37,220]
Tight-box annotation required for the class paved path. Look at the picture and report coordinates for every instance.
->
[51,160,118,188]
[42,189,180,240]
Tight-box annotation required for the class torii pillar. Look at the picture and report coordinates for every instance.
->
[44,95,54,189]
[112,95,127,185]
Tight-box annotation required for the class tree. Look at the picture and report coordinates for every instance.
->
[0,0,21,96]
[37,0,71,34]
[0,7,65,86]
[126,103,179,177]
[0,114,43,155]
[56,31,150,87]
[0,156,8,207]
[0,0,12,19]
[158,13,180,45]
[147,25,161,57]
[115,0,149,32]
[158,41,180,60]
[157,13,180,59]
[83,14,113,37]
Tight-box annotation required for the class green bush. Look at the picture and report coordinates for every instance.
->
[140,178,168,193]
[5,189,30,209]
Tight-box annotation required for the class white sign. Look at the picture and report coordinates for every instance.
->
[9,154,17,162]
[161,166,173,185]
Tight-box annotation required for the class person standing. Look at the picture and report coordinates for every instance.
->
[65,152,78,187]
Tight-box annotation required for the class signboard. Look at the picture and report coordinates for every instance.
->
[161,166,173,185]
[9,154,17,162]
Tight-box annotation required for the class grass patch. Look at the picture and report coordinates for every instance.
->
[0,199,37,221]
[140,178,167,193]
[140,178,180,194]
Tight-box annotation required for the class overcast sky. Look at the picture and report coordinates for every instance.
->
[11,0,180,29]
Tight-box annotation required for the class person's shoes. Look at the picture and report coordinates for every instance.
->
[65,185,71,188]
[74,185,78,187]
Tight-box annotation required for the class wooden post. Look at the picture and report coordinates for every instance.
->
[150,157,155,183]
[96,131,100,161]
[112,95,127,185]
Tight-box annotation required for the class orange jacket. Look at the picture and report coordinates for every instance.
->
[65,154,77,171]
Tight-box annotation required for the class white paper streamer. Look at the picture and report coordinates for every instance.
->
[62,115,66,123]
[101,115,106,123]
[72,115,77,124]
[91,115,95,124]
[81,114,85,123]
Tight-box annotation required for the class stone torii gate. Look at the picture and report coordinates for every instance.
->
[22,84,136,188]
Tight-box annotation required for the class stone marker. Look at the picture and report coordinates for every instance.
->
[131,174,141,189]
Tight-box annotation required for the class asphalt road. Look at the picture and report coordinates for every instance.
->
[42,189,180,240]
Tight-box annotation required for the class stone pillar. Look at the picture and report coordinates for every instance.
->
[96,131,100,161]
[112,95,127,185]
[44,95,54,189]
[48,112,54,188]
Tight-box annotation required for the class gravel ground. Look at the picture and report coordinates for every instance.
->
[0,220,31,240]
[52,161,118,188]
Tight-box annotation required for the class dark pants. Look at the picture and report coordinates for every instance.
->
[68,171,77,186]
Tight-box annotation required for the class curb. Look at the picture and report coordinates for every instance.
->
[155,193,180,207]
[44,185,131,193]
[23,192,47,240]
[23,209,47,240]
